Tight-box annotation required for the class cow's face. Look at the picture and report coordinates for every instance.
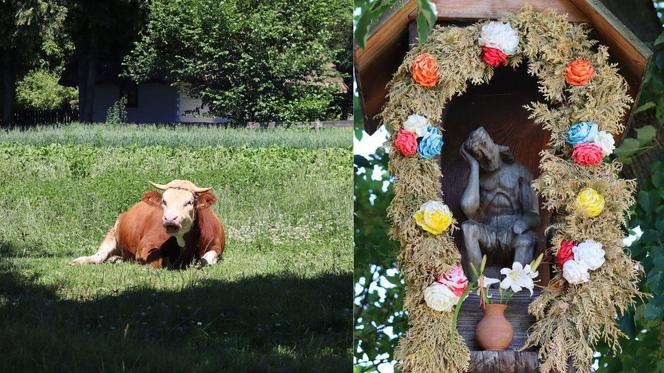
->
[161,188,197,236]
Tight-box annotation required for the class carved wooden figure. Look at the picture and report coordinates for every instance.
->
[459,127,540,276]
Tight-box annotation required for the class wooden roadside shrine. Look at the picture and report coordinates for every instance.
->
[355,1,654,372]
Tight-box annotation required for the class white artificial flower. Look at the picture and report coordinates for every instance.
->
[421,200,449,215]
[499,262,537,295]
[476,275,500,297]
[563,259,590,284]
[593,131,615,157]
[424,282,459,312]
[403,114,430,137]
[573,239,605,270]
[478,22,519,55]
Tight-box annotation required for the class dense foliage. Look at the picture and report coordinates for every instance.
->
[0,126,352,371]
[124,0,352,125]
[16,69,77,110]
[354,149,405,371]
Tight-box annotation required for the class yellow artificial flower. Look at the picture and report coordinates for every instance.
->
[414,200,453,234]
[574,187,605,217]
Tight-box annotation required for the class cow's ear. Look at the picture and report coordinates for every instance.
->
[141,190,162,206]
[196,192,217,209]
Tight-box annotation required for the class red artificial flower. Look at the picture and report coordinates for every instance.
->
[481,47,507,67]
[556,240,576,268]
[572,143,603,166]
[411,53,440,87]
[565,59,594,86]
[394,129,418,157]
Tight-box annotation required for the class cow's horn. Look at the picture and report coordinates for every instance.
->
[148,181,169,190]
[192,186,212,193]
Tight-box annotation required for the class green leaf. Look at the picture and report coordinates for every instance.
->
[634,101,656,114]
[614,138,641,162]
[636,125,657,145]
[638,190,660,213]
[643,303,663,320]
[416,0,437,44]
[647,271,664,295]
[655,31,664,46]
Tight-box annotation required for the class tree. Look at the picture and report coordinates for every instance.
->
[62,0,147,122]
[0,0,67,127]
[16,69,77,109]
[354,149,406,371]
[124,0,351,125]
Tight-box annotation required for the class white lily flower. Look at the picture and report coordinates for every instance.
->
[476,275,500,297]
[499,262,537,295]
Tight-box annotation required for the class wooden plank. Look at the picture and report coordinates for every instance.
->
[407,0,590,22]
[355,0,417,72]
[569,0,652,91]
[355,1,417,133]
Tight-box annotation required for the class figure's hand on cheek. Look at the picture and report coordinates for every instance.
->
[460,144,478,166]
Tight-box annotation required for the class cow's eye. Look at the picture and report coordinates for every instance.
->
[162,200,167,206]
[185,200,193,206]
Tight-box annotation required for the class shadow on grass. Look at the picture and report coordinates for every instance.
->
[0,243,352,372]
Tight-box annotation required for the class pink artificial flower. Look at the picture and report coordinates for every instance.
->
[436,265,469,297]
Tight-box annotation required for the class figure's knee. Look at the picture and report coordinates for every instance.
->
[513,233,536,249]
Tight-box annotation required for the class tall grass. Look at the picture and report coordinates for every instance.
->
[0,123,351,148]
[0,126,352,371]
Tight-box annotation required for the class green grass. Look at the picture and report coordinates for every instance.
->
[0,125,352,372]
[0,122,350,148]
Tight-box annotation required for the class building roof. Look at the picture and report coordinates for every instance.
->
[355,0,659,134]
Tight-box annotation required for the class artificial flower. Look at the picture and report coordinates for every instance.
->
[417,126,444,159]
[394,129,418,157]
[499,262,538,295]
[573,239,605,270]
[566,121,599,146]
[478,21,519,55]
[424,282,459,312]
[594,131,615,157]
[556,240,576,268]
[574,187,605,218]
[403,114,430,137]
[481,47,507,67]
[412,53,439,87]
[572,143,603,166]
[413,200,453,235]
[562,259,590,284]
[437,265,468,297]
[565,59,594,86]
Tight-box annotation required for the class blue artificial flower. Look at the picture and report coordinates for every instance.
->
[566,121,599,146]
[418,126,443,159]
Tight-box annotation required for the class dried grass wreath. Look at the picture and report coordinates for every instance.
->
[381,7,643,372]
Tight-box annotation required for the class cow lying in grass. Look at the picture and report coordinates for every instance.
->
[71,180,225,268]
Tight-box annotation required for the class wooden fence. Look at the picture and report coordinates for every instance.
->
[1,108,79,129]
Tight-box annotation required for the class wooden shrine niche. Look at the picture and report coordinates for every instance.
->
[439,63,550,366]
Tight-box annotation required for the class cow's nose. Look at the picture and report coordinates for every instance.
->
[163,213,178,223]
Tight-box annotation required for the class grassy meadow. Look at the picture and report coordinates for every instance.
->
[0,124,352,372]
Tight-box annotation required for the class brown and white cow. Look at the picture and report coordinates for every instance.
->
[70,180,225,268]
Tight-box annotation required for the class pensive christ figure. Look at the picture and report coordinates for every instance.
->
[459,127,540,277]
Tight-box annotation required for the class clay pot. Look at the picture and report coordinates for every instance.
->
[475,303,513,350]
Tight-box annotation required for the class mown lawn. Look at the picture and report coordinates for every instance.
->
[0,124,352,372]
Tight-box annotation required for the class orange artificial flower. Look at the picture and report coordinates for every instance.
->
[565,59,594,86]
[412,53,439,87]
